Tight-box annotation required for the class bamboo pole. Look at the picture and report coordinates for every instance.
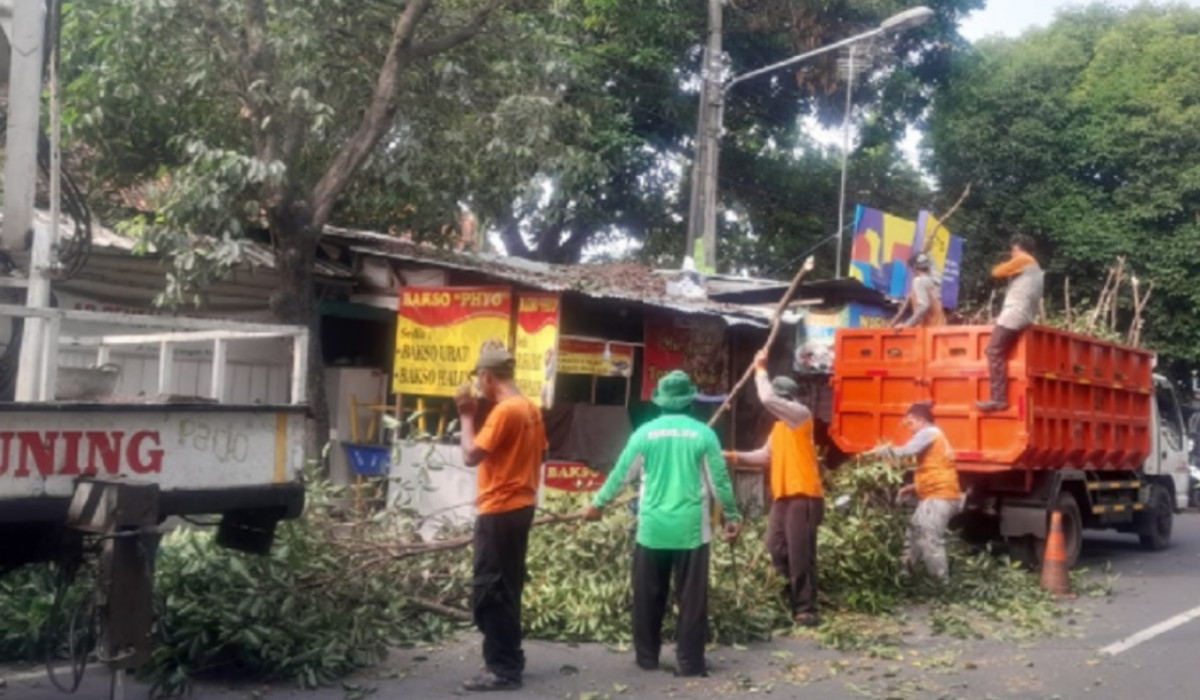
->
[706,255,816,429]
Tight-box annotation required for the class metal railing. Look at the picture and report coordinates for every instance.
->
[0,304,309,403]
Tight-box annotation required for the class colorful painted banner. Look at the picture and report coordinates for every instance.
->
[543,461,605,492]
[515,293,561,408]
[641,313,727,401]
[848,205,965,309]
[392,287,512,396]
[557,338,635,378]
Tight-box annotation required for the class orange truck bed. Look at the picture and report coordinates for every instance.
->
[830,325,1154,473]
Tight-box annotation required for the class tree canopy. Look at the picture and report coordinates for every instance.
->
[927,2,1200,362]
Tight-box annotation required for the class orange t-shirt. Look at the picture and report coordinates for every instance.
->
[768,420,824,499]
[473,395,547,514]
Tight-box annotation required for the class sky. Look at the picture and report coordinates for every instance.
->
[959,0,1200,41]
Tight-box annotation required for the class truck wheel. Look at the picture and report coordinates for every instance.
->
[1005,492,1083,569]
[1055,492,1083,569]
[1138,483,1173,551]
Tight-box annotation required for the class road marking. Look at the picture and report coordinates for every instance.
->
[1100,604,1200,655]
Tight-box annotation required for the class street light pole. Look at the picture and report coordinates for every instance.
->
[685,5,935,276]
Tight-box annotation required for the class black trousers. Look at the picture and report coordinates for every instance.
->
[985,325,1022,403]
[768,496,824,617]
[632,543,709,676]
[472,505,535,681]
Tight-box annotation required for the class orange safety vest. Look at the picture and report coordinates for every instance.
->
[768,420,823,499]
[908,278,947,327]
[914,430,962,500]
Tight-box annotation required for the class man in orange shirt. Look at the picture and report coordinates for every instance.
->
[725,351,824,627]
[455,345,547,692]
[871,403,962,581]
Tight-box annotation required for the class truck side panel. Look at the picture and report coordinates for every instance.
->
[831,325,1154,472]
[0,404,306,501]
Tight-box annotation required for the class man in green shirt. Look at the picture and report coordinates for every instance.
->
[584,370,741,678]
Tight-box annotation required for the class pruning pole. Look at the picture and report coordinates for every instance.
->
[707,255,816,430]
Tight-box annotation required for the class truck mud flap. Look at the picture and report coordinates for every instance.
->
[999,503,1049,539]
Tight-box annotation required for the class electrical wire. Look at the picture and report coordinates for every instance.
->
[43,558,95,694]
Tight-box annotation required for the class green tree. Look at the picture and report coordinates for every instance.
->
[478,0,982,265]
[63,0,553,448]
[927,3,1200,363]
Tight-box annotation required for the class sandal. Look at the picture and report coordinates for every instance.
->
[462,672,522,692]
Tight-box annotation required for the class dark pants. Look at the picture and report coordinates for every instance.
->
[472,505,535,681]
[768,496,824,617]
[632,543,709,676]
[985,325,1022,404]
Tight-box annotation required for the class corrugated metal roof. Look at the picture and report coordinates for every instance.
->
[321,226,772,327]
[17,210,354,280]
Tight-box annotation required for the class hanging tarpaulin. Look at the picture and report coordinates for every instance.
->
[557,338,635,378]
[641,313,728,401]
[392,286,512,397]
[515,292,561,408]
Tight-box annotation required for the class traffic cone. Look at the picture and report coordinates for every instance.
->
[1039,510,1075,598]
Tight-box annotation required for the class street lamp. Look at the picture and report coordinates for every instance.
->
[685,5,936,276]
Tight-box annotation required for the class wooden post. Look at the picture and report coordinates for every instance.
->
[290,331,308,404]
[157,341,174,395]
[211,338,228,402]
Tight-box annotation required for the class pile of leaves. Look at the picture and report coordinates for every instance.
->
[0,456,1074,695]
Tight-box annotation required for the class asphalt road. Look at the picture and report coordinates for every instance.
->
[6,513,1200,700]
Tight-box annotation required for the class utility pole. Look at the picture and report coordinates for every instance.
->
[685,0,722,275]
[835,44,856,279]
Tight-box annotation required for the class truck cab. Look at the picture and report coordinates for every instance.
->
[1147,375,1190,510]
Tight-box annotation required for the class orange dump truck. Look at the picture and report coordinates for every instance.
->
[830,325,1191,566]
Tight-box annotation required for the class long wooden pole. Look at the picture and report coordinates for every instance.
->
[706,255,816,429]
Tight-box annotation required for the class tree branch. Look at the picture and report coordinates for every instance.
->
[309,0,436,230]
[409,0,506,59]
[196,0,242,65]
[309,0,509,232]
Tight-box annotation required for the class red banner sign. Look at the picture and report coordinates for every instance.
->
[515,293,560,408]
[641,313,728,401]
[543,461,604,492]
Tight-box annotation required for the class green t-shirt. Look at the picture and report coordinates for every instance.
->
[592,413,740,550]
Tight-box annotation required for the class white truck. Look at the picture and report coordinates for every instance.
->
[1,0,310,689]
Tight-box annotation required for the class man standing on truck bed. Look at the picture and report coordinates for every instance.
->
[584,370,741,678]
[724,351,825,627]
[978,234,1044,412]
[870,403,963,581]
[893,252,947,328]
[455,345,547,692]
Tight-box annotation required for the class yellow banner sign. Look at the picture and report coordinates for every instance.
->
[392,287,512,396]
[557,338,635,378]
[514,293,560,408]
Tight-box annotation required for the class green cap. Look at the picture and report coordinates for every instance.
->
[652,370,697,410]
[473,344,515,373]
[771,376,799,399]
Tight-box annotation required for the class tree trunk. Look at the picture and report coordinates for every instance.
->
[269,199,330,463]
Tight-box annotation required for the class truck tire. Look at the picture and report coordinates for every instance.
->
[1056,491,1083,569]
[1138,483,1173,551]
